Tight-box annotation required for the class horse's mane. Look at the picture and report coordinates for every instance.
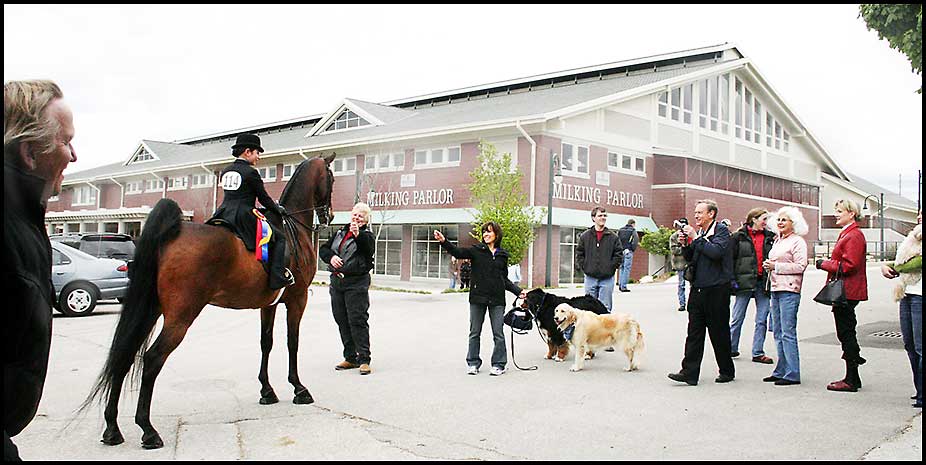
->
[279,157,334,207]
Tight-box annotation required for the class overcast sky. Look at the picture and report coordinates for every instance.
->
[4,4,922,201]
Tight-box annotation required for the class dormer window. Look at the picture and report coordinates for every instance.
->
[129,146,158,164]
[324,109,370,132]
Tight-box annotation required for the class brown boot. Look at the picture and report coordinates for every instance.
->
[335,360,360,371]
[359,363,372,375]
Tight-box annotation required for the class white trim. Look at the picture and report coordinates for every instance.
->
[166,175,189,191]
[412,146,462,170]
[123,142,160,166]
[330,156,357,177]
[607,152,646,177]
[307,100,384,137]
[190,172,213,189]
[821,173,919,213]
[652,183,821,210]
[364,152,406,174]
[560,141,590,178]
[173,113,325,144]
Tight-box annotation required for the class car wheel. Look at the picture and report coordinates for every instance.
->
[59,283,98,317]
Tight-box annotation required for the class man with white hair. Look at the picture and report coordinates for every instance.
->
[4,80,78,460]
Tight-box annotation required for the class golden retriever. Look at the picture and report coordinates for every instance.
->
[553,303,644,372]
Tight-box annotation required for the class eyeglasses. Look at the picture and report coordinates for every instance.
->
[777,218,791,223]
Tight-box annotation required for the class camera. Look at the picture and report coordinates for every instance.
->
[673,218,688,230]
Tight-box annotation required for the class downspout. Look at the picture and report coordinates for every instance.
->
[516,121,537,287]
[200,164,216,214]
[108,177,124,209]
[297,149,309,160]
[86,181,101,210]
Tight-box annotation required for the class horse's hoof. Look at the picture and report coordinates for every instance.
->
[293,391,314,405]
[259,393,279,405]
[101,428,124,446]
[141,432,164,450]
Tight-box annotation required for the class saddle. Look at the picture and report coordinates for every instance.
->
[206,208,291,276]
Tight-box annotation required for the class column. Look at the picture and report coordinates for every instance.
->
[118,221,125,234]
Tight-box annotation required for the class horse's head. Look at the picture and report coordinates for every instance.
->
[279,153,336,229]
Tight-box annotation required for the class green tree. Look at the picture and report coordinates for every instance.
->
[859,4,922,93]
[638,226,674,274]
[467,140,541,265]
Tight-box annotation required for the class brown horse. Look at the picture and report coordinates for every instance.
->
[80,153,335,449]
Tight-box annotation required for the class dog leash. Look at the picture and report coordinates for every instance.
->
[508,297,538,371]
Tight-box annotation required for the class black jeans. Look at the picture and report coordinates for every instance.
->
[330,273,371,364]
[680,284,735,380]
[832,300,864,364]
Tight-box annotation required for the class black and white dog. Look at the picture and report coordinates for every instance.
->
[521,288,610,361]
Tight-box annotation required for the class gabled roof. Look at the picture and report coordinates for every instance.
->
[823,172,919,212]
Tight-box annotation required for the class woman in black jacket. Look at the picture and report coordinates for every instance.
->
[434,222,525,376]
[319,202,376,375]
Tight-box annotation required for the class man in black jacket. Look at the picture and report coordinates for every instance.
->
[617,219,638,292]
[319,203,376,375]
[668,199,736,386]
[207,133,293,289]
[576,207,624,312]
[4,80,78,460]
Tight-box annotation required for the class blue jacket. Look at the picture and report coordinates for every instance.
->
[682,221,734,289]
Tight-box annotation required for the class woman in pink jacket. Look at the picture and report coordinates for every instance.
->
[762,206,808,386]
[816,199,869,392]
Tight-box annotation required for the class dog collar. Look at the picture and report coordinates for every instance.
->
[563,323,575,341]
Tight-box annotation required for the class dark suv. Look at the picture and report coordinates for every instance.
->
[50,233,136,262]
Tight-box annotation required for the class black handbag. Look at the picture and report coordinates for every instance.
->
[503,303,533,333]
[813,262,847,306]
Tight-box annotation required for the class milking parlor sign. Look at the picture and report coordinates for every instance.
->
[553,181,645,209]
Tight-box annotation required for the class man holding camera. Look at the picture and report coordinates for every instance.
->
[669,218,690,312]
[668,199,736,385]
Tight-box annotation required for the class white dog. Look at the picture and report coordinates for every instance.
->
[892,223,922,302]
[553,303,645,372]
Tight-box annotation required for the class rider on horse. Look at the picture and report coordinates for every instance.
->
[207,133,294,289]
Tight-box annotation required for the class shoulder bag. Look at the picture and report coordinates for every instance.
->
[813,262,847,306]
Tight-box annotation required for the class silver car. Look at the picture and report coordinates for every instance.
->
[51,241,129,316]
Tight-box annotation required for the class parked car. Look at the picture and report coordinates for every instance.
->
[51,241,130,317]
[50,233,136,262]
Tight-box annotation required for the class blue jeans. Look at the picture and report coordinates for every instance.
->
[770,291,801,382]
[899,294,922,404]
[677,271,687,307]
[618,250,634,290]
[468,304,506,369]
[449,275,457,289]
[584,275,615,312]
[730,288,771,357]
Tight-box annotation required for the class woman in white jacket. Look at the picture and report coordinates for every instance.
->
[761,206,808,386]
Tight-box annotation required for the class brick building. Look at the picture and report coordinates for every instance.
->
[50,43,887,287]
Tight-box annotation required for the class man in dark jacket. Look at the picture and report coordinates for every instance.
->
[4,80,78,460]
[729,208,776,363]
[668,199,736,386]
[319,203,376,375]
[576,206,624,312]
[207,133,293,289]
[617,219,638,292]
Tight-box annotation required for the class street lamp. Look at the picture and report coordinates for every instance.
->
[545,151,563,287]
[862,193,885,261]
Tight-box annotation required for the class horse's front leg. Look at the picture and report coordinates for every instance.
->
[285,295,313,404]
[258,305,279,405]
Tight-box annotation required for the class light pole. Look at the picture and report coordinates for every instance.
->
[862,193,885,261]
[545,150,563,287]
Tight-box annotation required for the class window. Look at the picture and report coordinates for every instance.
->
[766,112,774,147]
[560,142,589,177]
[608,152,646,176]
[72,185,97,206]
[774,121,782,150]
[257,166,277,182]
[145,179,164,193]
[129,147,156,164]
[744,89,753,142]
[167,175,188,191]
[658,83,693,125]
[364,153,405,173]
[191,174,213,188]
[372,224,402,276]
[698,74,729,134]
[734,78,743,139]
[413,146,462,169]
[281,164,297,181]
[559,227,585,284]
[753,99,763,144]
[412,225,458,279]
[48,195,59,202]
[125,180,143,194]
[331,157,357,176]
[783,131,790,152]
[323,109,371,132]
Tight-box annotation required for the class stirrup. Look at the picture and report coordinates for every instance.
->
[284,268,295,286]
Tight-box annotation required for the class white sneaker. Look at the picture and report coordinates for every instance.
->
[467,366,479,375]
[489,366,506,376]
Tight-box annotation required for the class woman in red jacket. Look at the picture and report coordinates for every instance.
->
[815,199,868,392]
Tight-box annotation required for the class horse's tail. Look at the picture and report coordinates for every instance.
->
[78,198,183,413]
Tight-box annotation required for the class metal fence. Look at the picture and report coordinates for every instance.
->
[812,241,900,262]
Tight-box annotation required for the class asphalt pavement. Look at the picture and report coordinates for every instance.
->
[12,265,922,460]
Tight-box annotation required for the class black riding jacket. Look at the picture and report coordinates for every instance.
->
[208,158,282,250]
